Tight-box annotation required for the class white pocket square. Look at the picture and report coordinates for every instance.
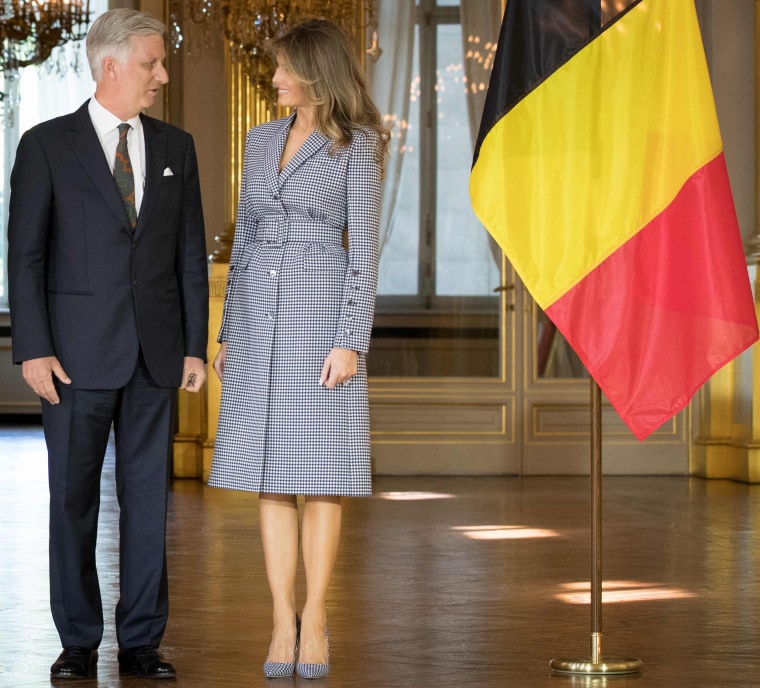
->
[163,167,174,176]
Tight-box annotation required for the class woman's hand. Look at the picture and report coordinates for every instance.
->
[213,342,227,381]
[320,347,357,389]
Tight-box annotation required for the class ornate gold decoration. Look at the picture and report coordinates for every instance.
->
[171,0,378,110]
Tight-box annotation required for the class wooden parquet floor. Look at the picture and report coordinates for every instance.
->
[2,419,760,687]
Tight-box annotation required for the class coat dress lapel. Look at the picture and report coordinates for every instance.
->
[263,117,288,196]
[265,111,330,196]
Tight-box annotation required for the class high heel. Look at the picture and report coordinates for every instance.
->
[263,615,301,678]
[296,626,329,680]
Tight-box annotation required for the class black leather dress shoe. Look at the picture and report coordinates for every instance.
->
[118,646,176,679]
[50,646,97,679]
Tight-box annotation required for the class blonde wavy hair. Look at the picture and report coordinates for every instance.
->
[269,18,390,169]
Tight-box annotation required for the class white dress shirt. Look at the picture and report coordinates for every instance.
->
[88,96,146,214]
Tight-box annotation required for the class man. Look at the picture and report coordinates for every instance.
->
[7,8,208,681]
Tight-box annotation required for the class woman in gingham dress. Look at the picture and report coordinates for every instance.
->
[208,18,388,680]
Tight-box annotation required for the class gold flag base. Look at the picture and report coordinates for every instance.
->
[549,657,643,675]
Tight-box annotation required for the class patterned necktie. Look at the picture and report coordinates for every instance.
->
[113,123,137,228]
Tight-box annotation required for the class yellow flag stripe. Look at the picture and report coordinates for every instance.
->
[469,0,722,309]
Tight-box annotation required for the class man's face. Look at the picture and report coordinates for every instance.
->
[114,34,168,117]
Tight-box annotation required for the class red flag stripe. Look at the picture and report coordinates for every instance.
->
[546,154,757,439]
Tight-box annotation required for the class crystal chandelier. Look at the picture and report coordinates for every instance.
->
[0,0,90,105]
[171,0,378,107]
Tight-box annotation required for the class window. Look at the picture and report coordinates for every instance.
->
[369,0,502,377]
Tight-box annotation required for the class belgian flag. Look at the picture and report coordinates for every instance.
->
[470,0,758,440]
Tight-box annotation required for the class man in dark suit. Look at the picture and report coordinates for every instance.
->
[7,8,208,681]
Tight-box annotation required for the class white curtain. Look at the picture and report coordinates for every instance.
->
[460,0,503,150]
[19,0,107,132]
[366,0,416,255]
[460,0,503,266]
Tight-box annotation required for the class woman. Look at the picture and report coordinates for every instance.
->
[208,18,388,680]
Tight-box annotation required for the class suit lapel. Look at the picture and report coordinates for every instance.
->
[137,115,167,236]
[66,101,132,230]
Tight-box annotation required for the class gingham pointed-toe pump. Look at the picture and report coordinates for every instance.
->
[296,627,329,680]
[263,616,301,678]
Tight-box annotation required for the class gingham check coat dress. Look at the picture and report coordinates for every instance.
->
[207,113,380,496]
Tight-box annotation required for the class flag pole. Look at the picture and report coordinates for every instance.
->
[549,379,643,675]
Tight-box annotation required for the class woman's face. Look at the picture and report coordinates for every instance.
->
[272,63,309,109]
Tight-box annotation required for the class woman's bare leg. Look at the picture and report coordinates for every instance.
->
[259,493,300,662]
[298,496,342,664]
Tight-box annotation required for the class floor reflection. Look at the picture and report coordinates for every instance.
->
[2,422,760,686]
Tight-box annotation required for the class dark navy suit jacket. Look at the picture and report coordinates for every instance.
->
[7,100,208,388]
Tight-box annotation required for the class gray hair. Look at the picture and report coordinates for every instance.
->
[86,8,166,82]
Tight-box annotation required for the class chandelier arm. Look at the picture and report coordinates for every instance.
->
[0,0,90,75]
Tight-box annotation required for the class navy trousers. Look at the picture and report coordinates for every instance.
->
[42,358,175,650]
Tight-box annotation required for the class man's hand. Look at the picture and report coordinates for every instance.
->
[181,356,207,392]
[21,356,71,405]
[213,343,227,381]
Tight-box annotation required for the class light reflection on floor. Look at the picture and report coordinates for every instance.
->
[452,524,560,539]
[376,491,457,500]
[555,580,697,604]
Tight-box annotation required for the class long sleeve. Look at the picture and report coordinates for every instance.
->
[332,129,381,354]
[7,129,57,364]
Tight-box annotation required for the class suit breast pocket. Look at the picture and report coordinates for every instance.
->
[154,176,182,218]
